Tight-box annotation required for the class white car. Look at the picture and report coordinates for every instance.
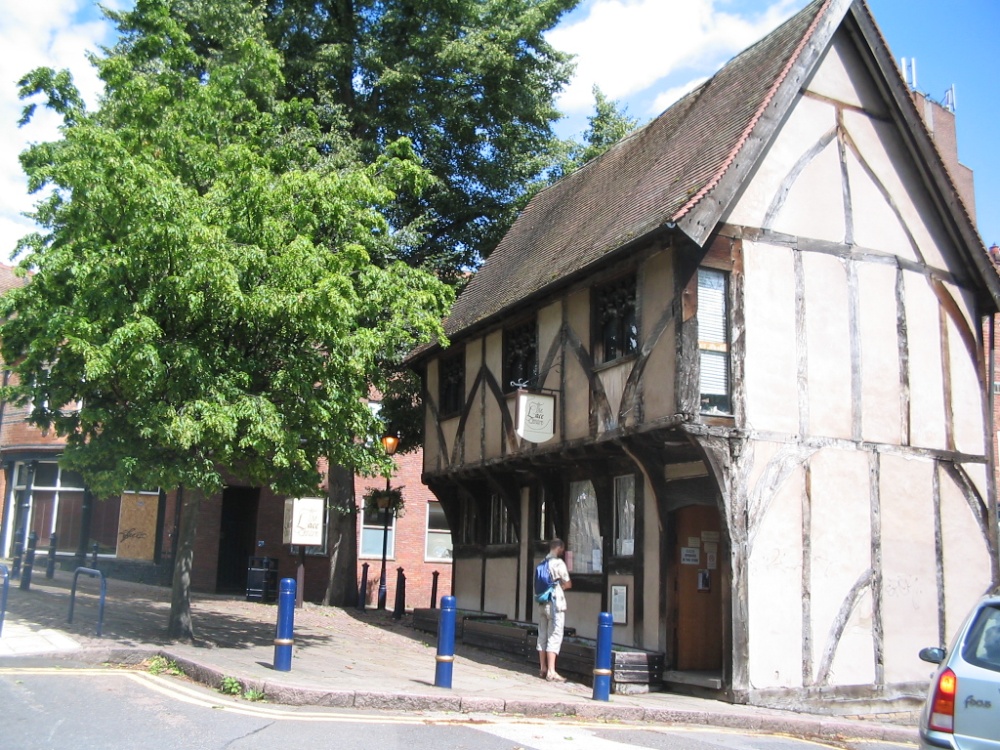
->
[918,593,1000,750]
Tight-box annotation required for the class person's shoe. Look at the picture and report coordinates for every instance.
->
[546,672,566,682]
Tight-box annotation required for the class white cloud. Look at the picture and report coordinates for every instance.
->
[548,0,802,114]
[0,0,113,262]
[649,76,709,116]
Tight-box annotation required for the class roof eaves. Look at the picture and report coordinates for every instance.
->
[674,0,850,247]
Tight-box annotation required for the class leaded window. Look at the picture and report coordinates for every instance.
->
[438,351,465,417]
[594,276,638,364]
[503,319,538,392]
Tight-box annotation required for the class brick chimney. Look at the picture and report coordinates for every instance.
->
[911,90,977,225]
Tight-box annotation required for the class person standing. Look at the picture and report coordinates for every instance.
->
[537,538,572,682]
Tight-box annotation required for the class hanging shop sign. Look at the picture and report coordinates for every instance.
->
[282,496,326,546]
[515,390,557,443]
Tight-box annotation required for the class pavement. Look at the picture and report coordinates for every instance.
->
[0,563,919,744]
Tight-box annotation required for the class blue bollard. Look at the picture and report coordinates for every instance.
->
[592,611,613,701]
[434,595,457,688]
[273,578,296,672]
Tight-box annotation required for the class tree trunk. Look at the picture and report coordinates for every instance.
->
[325,463,359,607]
[168,486,203,640]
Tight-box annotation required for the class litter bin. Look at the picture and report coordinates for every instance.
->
[246,557,278,603]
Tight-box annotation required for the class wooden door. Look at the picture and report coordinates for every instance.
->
[672,504,723,670]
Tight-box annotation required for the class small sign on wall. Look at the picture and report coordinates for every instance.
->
[283,497,326,547]
[515,390,556,443]
[611,585,628,624]
[680,547,700,565]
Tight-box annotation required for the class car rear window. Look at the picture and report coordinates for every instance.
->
[961,604,1000,672]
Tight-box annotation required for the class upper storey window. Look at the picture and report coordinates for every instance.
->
[698,268,731,415]
[438,350,465,418]
[593,275,638,364]
[503,318,538,393]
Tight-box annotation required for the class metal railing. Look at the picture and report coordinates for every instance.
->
[67,567,107,637]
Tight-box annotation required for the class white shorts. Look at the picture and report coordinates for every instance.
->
[537,604,566,654]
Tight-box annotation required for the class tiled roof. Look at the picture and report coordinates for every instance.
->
[444,0,834,338]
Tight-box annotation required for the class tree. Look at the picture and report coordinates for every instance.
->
[259,0,580,274]
[4,0,452,639]
[551,85,640,181]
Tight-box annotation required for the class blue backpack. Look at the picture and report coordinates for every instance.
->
[534,558,555,603]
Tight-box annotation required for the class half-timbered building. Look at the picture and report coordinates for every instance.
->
[411,0,1000,710]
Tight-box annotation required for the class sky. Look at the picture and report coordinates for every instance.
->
[1,0,997,261]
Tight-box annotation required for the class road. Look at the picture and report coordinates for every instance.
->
[0,665,916,750]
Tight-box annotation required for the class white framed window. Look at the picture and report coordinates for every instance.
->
[360,504,395,558]
[425,501,452,561]
[568,479,602,574]
[613,474,635,557]
[698,268,731,415]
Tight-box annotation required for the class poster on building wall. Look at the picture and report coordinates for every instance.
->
[117,492,158,561]
[680,547,700,565]
[282,497,326,546]
[515,390,556,443]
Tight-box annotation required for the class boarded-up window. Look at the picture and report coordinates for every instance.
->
[614,475,635,557]
[698,268,730,415]
[568,480,602,574]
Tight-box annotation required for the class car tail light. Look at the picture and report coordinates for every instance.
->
[928,668,957,733]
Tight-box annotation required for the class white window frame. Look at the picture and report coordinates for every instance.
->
[424,501,453,562]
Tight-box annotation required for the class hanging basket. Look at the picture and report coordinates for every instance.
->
[362,486,405,517]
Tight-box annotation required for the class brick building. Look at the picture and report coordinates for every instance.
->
[0,266,451,608]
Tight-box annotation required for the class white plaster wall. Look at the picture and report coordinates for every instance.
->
[724,95,836,230]
[768,138,845,243]
[903,273,947,450]
[805,32,888,117]
[643,474,661,651]
[743,241,799,434]
[565,590,601,640]
[803,252,852,439]
[453,558,482,611]
[857,262,903,444]
[843,111,953,270]
[879,454,938,684]
[424,358,441,472]
[846,149,914,258]
[809,448,874,687]
[483,557,519,617]
[746,441,805,689]
[640,250,676,422]
[484,330,504,459]
[945,304,986,456]
[565,289,591,440]
[462,338,484,464]
[941,463,994,638]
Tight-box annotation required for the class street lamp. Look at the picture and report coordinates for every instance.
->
[377,432,399,610]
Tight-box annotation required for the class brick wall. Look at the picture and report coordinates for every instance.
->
[355,449,453,610]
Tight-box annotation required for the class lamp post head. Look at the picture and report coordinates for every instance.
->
[380,432,400,456]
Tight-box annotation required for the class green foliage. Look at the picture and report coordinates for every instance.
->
[261,0,580,272]
[147,656,183,676]
[219,676,242,695]
[2,0,453,500]
[242,688,266,701]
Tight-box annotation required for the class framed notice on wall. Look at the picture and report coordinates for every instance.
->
[611,585,628,624]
